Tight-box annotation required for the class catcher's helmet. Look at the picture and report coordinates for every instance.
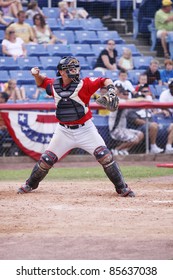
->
[57,56,80,82]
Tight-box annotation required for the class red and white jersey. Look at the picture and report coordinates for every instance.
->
[40,76,107,125]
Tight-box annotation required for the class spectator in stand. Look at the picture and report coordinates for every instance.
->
[0,0,17,26]
[58,1,74,25]
[25,1,45,20]
[109,84,144,156]
[160,59,173,85]
[32,13,66,45]
[94,39,118,75]
[10,10,37,44]
[2,26,27,60]
[4,79,26,101]
[155,0,173,59]
[1,0,23,19]
[113,69,136,97]
[128,87,173,154]
[118,47,134,71]
[135,74,154,99]
[33,87,53,101]
[144,59,162,85]
[159,78,173,113]
[64,0,89,19]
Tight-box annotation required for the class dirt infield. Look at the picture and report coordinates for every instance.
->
[0,165,173,260]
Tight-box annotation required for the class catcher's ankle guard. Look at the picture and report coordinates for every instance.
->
[27,151,58,190]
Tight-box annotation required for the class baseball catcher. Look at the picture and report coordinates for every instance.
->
[17,56,135,197]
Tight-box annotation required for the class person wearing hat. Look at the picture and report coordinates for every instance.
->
[155,0,173,58]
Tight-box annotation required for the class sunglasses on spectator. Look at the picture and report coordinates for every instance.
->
[9,31,15,34]
[141,90,149,93]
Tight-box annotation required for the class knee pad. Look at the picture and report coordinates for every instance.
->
[94,146,113,167]
[40,150,58,170]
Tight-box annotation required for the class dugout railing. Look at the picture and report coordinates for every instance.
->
[0,101,173,159]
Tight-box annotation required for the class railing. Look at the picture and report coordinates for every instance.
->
[1,101,173,158]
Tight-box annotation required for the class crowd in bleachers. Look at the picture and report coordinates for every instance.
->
[1,0,173,156]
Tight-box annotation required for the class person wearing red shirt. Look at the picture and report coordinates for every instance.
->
[17,56,135,197]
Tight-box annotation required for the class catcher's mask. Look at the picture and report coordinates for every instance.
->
[57,56,80,82]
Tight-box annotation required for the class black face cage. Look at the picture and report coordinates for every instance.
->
[57,56,80,82]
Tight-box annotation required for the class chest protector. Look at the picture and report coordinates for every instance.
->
[53,79,86,122]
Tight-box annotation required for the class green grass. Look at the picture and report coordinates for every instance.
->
[0,166,173,181]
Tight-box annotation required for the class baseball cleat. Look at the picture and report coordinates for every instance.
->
[17,184,32,194]
[116,185,135,197]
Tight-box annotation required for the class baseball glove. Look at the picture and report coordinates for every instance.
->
[96,85,119,112]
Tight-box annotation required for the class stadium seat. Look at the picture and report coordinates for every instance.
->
[46,18,62,30]
[116,44,141,57]
[86,56,97,69]
[39,70,57,78]
[80,18,108,31]
[61,19,84,30]
[24,85,37,99]
[154,85,168,98]
[97,31,125,44]
[0,71,10,83]
[0,30,4,43]
[128,70,145,85]
[42,7,59,18]
[25,45,49,56]
[71,44,94,57]
[39,56,61,70]
[76,56,90,70]
[53,30,75,44]
[167,32,173,59]
[47,44,73,56]
[80,70,102,78]
[105,70,119,81]
[0,57,19,70]
[9,70,35,85]
[74,30,101,44]
[91,44,106,56]
[17,57,42,70]
[133,56,153,69]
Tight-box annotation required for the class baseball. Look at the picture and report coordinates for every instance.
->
[31,68,38,75]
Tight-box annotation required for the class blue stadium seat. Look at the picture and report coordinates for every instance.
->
[61,19,84,30]
[46,18,62,30]
[81,70,102,78]
[76,56,90,70]
[0,30,4,43]
[42,7,59,18]
[74,30,101,44]
[133,56,153,69]
[154,85,169,98]
[80,18,107,31]
[24,85,37,99]
[53,30,75,44]
[91,44,106,56]
[25,45,49,56]
[128,70,145,85]
[97,31,125,44]
[17,57,42,70]
[167,32,173,59]
[86,56,97,69]
[71,44,94,57]
[0,57,19,70]
[0,71,10,82]
[39,56,61,70]
[39,70,56,78]
[9,70,35,85]
[47,44,73,56]
[116,44,141,57]
[105,70,119,81]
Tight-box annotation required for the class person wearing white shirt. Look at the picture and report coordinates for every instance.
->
[113,69,136,98]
